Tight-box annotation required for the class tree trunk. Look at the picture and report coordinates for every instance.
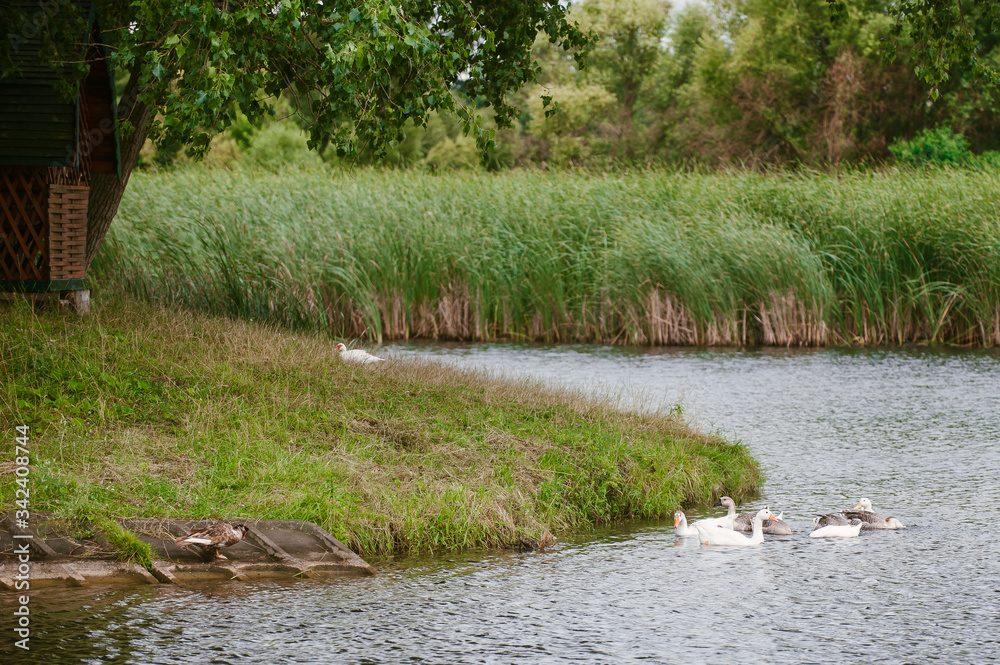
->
[85,66,150,268]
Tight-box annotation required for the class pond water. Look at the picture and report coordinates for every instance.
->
[4,345,1000,664]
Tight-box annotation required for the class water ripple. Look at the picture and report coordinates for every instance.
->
[4,346,999,664]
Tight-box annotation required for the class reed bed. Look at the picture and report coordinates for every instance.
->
[95,167,1000,346]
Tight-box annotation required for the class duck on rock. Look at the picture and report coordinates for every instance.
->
[174,523,248,560]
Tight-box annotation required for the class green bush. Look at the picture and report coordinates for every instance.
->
[971,151,1000,169]
[244,123,325,169]
[228,114,259,150]
[889,127,972,166]
[424,134,481,171]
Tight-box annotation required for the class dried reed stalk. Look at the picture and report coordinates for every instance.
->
[328,286,843,347]
[759,290,828,347]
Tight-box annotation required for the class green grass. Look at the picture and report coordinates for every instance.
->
[0,296,761,555]
[93,516,156,570]
[94,166,1000,347]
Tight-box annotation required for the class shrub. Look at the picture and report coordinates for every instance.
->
[424,134,481,170]
[889,126,972,166]
[244,123,325,169]
[971,150,1000,169]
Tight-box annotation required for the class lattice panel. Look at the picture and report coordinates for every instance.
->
[0,167,48,280]
[48,185,88,279]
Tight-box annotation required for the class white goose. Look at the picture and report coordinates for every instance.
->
[810,518,863,538]
[696,506,776,547]
[334,343,384,365]
[673,511,699,537]
[690,496,737,531]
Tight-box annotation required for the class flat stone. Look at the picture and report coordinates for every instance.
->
[0,560,158,589]
[0,514,374,590]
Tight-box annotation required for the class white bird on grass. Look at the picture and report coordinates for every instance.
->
[335,343,384,365]
[696,506,776,547]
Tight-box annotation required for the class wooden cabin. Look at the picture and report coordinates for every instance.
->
[0,1,119,308]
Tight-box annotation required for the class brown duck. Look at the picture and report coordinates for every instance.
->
[174,523,248,559]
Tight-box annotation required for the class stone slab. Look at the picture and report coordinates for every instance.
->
[0,514,375,590]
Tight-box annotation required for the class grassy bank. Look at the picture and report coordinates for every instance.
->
[95,167,1000,347]
[0,296,760,555]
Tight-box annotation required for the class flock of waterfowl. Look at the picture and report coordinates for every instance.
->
[334,342,908,549]
[674,497,905,547]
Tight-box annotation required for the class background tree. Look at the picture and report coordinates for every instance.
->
[6,0,997,187]
[655,0,1000,166]
[1,0,589,266]
[829,0,1000,96]
[573,0,670,136]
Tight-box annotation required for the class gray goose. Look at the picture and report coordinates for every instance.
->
[840,497,905,530]
[814,513,851,527]
[734,511,792,535]
[690,496,738,531]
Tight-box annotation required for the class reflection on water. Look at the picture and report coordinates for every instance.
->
[3,345,999,663]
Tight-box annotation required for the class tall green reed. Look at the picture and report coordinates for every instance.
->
[93,166,1000,346]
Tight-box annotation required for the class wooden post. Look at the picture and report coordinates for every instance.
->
[66,289,90,315]
[49,184,90,315]
[48,184,89,280]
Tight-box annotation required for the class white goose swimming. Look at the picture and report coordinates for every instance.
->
[810,518,863,538]
[841,497,906,530]
[673,511,699,537]
[696,507,776,547]
[335,343,384,365]
[690,496,738,531]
